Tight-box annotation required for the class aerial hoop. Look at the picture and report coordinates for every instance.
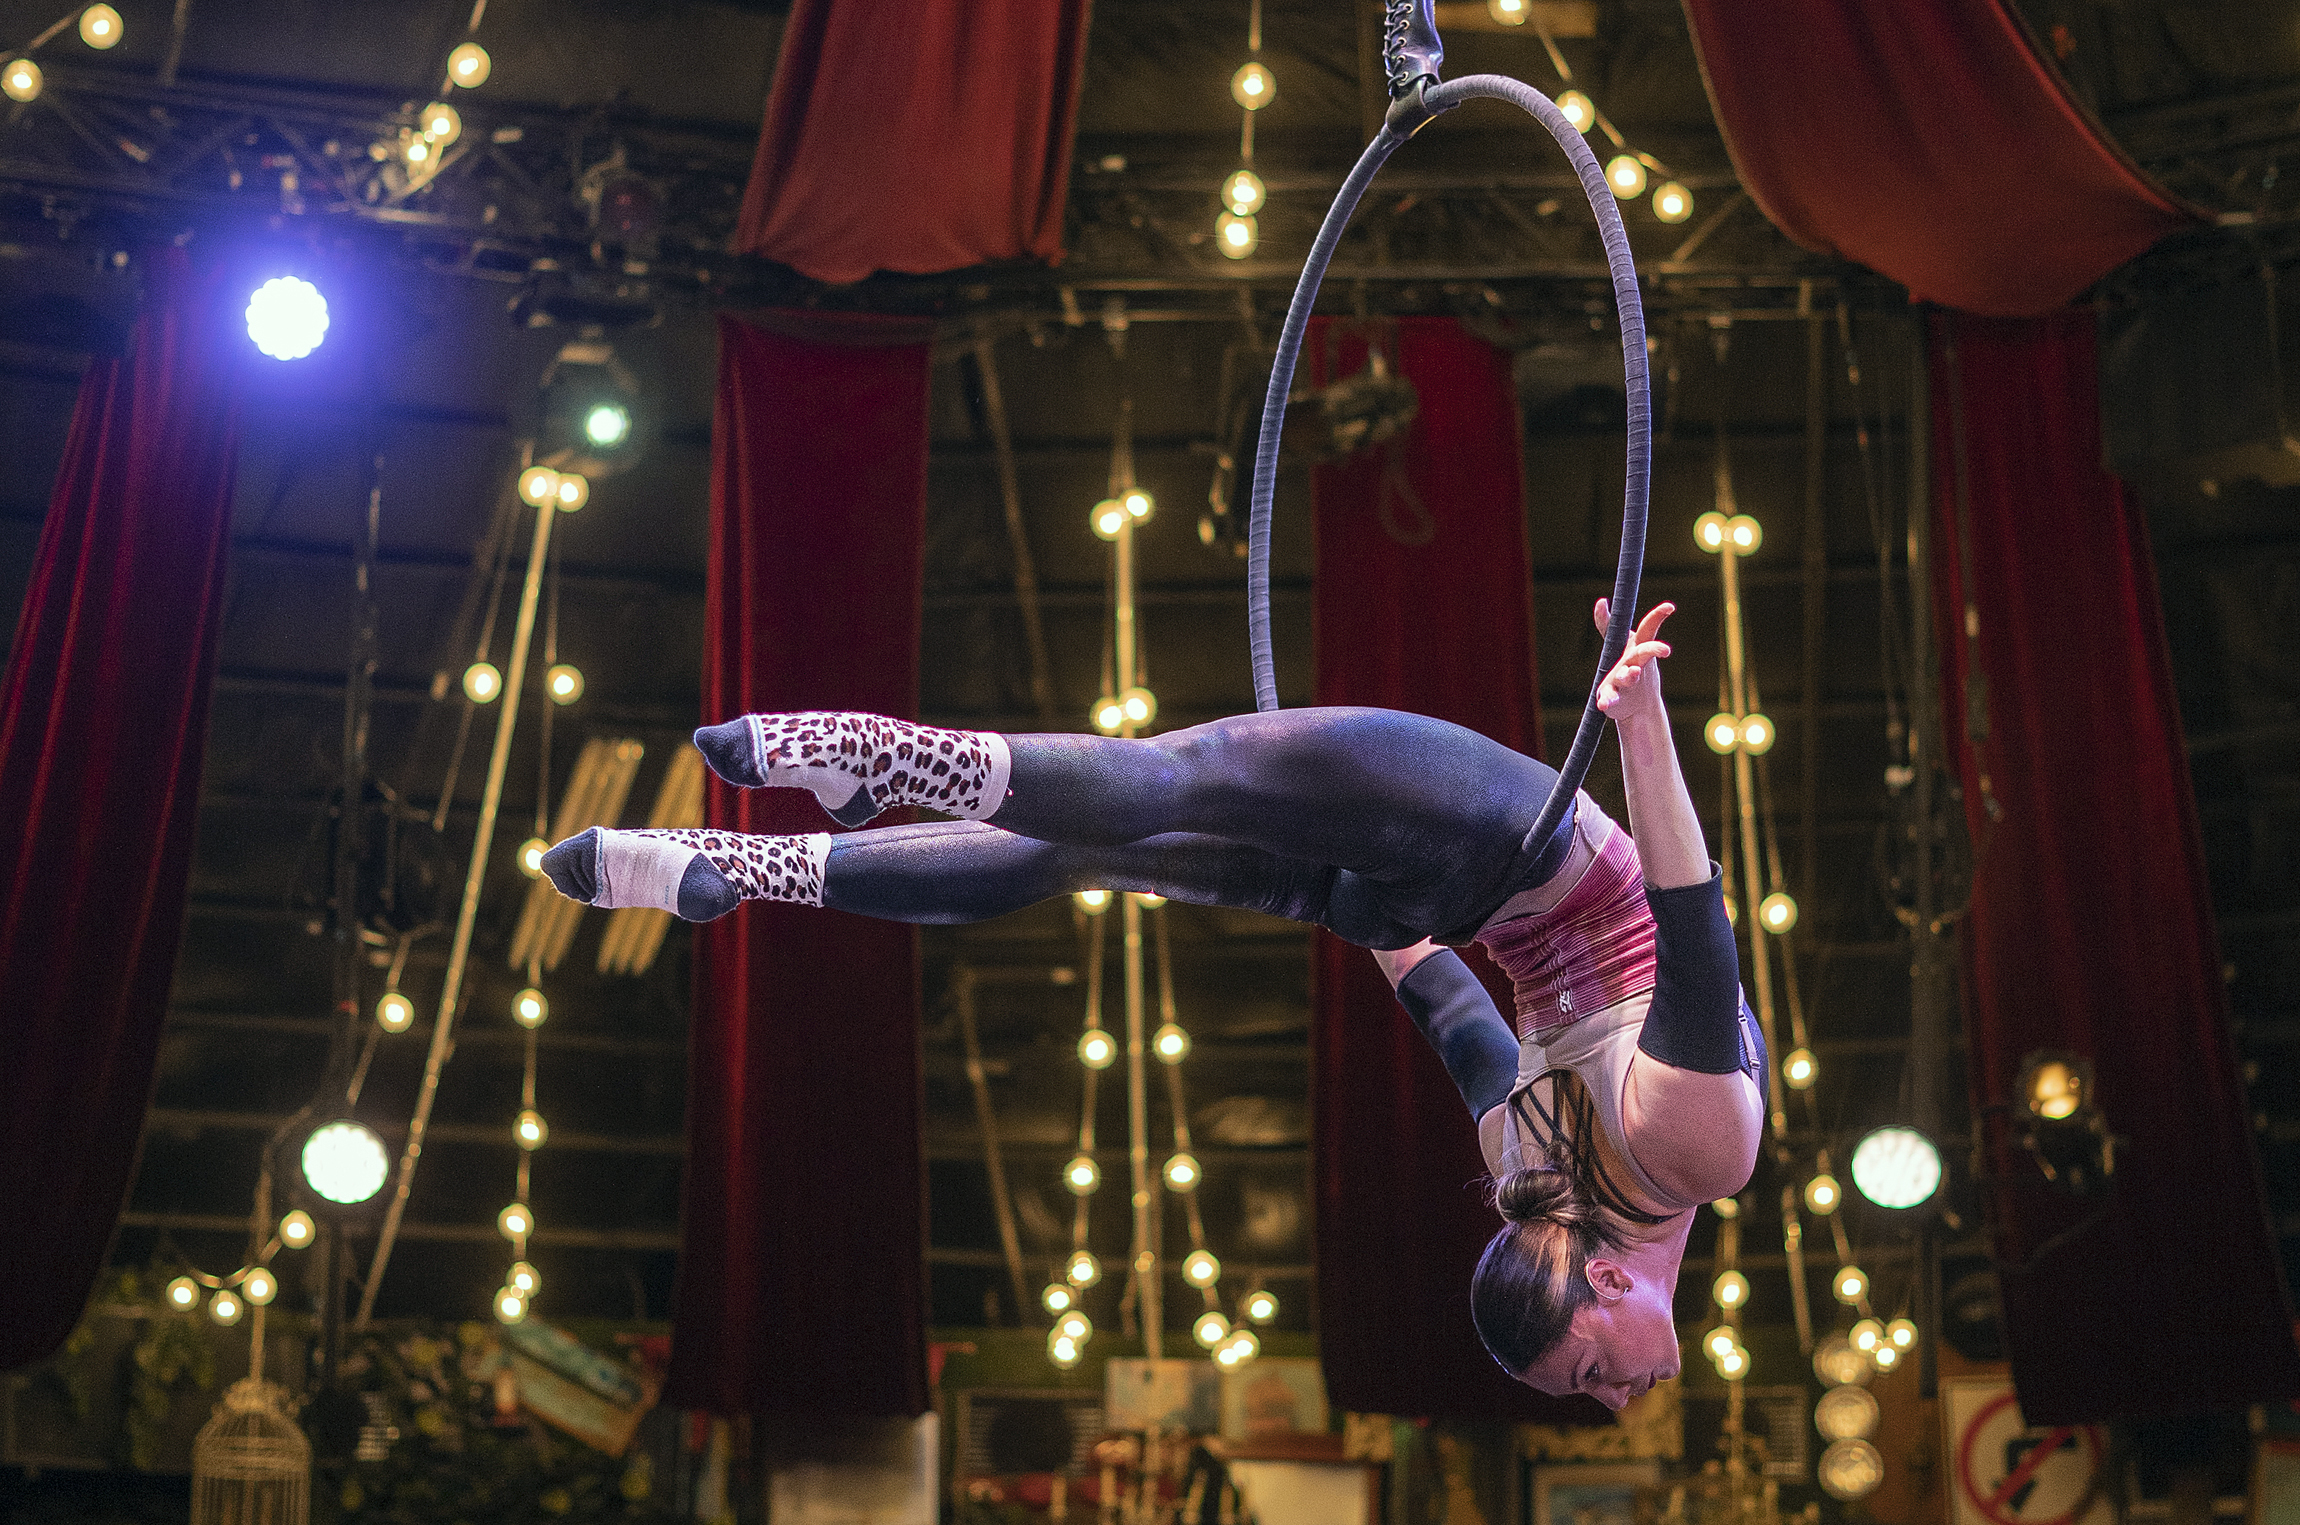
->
[1244,5,1651,865]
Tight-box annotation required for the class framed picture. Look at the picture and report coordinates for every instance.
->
[1221,1358,1328,1442]
[1104,1358,1221,1435]
[1534,1461,1661,1525]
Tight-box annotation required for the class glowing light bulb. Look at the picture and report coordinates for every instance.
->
[407,138,431,165]
[1784,1047,1817,1089]
[1123,489,1154,521]
[1487,0,1528,22]
[1834,1265,1869,1306]
[515,1109,548,1150]
[3,58,42,103]
[1244,1289,1278,1323]
[1711,1196,1740,1219]
[1815,1385,1879,1443]
[1851,1125,1942,1209]
[1056,1309,1091,1343]
[1727,513,1763,553]
[421,101,461,144]
[1091,499,1127,539]
[496,1286,527,1323]
[1694,509,1729,552]
[1557,90,1594,132]
[1066,1250,1101,1287]
[447,42,491,88]
[1819,1437,1885,1501]
[1078,1029,1117,1069]
[210,1290,244,1326]
[508,1260,540,1296]
[1214,1341,1242,1368]
[584,403,632,449]
[498,1202,532,1241]
[1849,1317,1884,1352]
[243,1267,277,1306]
[1870,1341,1901,1371]
[1804,1173,1841,1215]
[1120,687,1158,727]
[1739,714,1776,754]
[1716,1343,1749,1379]
[463,662,502,704]
[1164,1152,1200,1191]
[513,988,548,1028]
[554,472,589,511]
[166,1276,201,1310]
[546,664,584,704]
[2024,1057,2085,1121]
[1048,1331,1082,1366]
[1043,1282,1075,1315]
[1654,181,1693,223]
[1092,696,1126,733]
[518,838,548,878]
[1153,1023,1190,1063]
[302,1120,389,1205]
[1230,62,1274,111]
[1606,154,1647,199]
[1133,891,1167,909]
[1713,1269,1749,1309]
[1217,211,1259,259]
[1075,888,1113,914]
[1183,1250,1220,1287]
[79,5,123,48]
[1064,1155,1101,1195]
[1223,169,1266,215]
[244,276,328,360]
[374,991,413,1033]
[1760,891,1798,933]
[1705,1325,1737,1359]
[1706,713,1741,755]
[519,466,561,505]
[1814,1335,1872,1388]
[1887,1317,1917,1349]
[279,1211,315,1249]
[1225,1328,1260,1364]
[1195,1310,1232,1347]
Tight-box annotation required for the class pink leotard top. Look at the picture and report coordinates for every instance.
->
[1472,807,1658,1041]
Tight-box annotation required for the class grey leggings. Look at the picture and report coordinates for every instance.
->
[823,707,1566,950]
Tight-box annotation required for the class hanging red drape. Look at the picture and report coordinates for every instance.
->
[668,310,934,1417]
[1927,311,2300,1422]
[1309,317,1595,1421]
[0,249,243,1370]
[1682,0,2200,317]
[735,0,1091,284]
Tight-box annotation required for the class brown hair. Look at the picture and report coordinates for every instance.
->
[1470,1073,1662,1376]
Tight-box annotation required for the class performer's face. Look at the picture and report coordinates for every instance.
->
[1515,1259,1681,1409]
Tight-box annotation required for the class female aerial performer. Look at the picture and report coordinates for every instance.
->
[540,599,1763,1409]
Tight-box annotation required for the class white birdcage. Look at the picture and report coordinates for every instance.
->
[191,1377,311,1525]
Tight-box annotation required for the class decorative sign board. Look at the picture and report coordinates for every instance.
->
[1943,1378,2110,1525]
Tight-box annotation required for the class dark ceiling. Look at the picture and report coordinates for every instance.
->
[0,0,2293,1357]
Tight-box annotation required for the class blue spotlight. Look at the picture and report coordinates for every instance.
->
[245,276,329,360]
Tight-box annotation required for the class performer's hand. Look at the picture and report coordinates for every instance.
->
[1592,599,1674,726]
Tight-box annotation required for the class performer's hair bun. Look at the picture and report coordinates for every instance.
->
[1494,1166,1593,1228]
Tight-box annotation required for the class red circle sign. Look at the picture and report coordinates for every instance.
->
[1956,1394,2104,1525]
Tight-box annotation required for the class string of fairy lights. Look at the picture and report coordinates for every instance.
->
[1044,372,1275,1372]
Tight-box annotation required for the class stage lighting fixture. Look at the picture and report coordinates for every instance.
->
[1715,1343,1749,1380]
[1133,891,1167,909]
[1488,0,1528,23]
[1869,1342,1901,1371]
[1074,888,1113,914]
[1850,1125,1943,1208]
[1814,1384,1878,1442]
[1848,1317,1884,1352]
[1784,1047,1817,1089]
[3,59,42,102]
[462,662,502,704]
[1703,1326,1736,1360]
[1224,1328,1260,1365]
[1065,1250,1101,1287]
[2014,1050,2116,1195]
[79,6,123,48]
[446,42,490,88]
[1759,891,1798,933]
[1091,500,1128,540]
[552,472,588,511]
[245,276,329,361]
[1705,713,1740,754]
[545,664,584,703]
[514,1109,548,1150]
[519,466,560,506]
[539,339,643,477]
[513,987,547,1027]
[1056,1310,1091,1343]
[508,1261,540,1296]
[420,101,461,145]
[518,838,548,878]
[1695,510,1729,552]
[1739,714,1777,754]
[495,1286,528,1324]
[242,1267,277,1306]
[1048,1331,1081,1366]
[1886,1317,1917,1350]
[1120,687,1158,727]
[1653,181,1693,223]
[1712,1269,1749,1309]
[1727,514,1763,554]
[498,1202,533,1241]
[1812,1336,1870,1388]
[301,1119,389,1206]
[2020,1051,2089,1122]
[1230,62,1274,111]
[1804,1172,1841,1215]
[210,1290,244,1326]
[1832,1265,1869,1305]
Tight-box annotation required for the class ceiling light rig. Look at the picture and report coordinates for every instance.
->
[1217,0,1271,261]
[1518,7,1690,226]
[2,6,125,105]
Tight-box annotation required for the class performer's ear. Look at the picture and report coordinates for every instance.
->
[1584,1258,1632,1304]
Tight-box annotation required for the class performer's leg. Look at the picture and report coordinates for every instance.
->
[540,819,1433,946]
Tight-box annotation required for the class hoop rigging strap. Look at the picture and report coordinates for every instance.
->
[1243,13,1651,869]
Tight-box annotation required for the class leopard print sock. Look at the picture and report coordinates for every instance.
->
[541,826,830,922]
[692,711,1012,826]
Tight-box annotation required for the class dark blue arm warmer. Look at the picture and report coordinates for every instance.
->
[1637,866,1749,1075]
[1395,950,1520,1118]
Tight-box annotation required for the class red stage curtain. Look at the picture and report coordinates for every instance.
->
[735,0,1090,284]
[1927,312,2300,1422]
[0,249,242,1370]
[667,311,934,1417]
[1682,0,2199,316]
[1309,317,1594,1421]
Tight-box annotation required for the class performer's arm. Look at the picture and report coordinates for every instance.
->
[1597,599,1764,1202]
[1372,942,1519,1119]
